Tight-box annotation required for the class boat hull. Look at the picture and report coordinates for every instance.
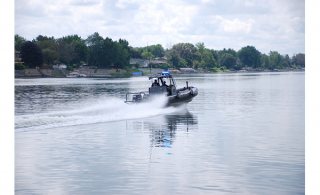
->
[166,87,198,106]
[125,87,198,107]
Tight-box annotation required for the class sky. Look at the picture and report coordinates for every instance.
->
[15,0,305,56]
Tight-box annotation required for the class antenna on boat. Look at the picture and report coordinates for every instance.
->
[148,42,152,74]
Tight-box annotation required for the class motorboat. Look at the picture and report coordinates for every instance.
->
[67,71,80,78]
[124,72,198,107]
[67,71,87,78]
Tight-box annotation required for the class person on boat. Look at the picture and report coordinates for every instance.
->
[152,79,160,87]
[162,81,169,87]
[162,81,172,95]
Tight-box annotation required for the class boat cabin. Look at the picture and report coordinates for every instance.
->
[149,72,177,96]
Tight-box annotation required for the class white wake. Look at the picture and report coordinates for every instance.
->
[15,95,182,132]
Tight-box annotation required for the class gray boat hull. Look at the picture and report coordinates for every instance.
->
[125,87,198,107]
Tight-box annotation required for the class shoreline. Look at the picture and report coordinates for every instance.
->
[15,68,305,79]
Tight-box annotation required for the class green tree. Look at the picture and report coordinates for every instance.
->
[141,51,154,60]
[219,48,237,58]
[260,54,269,69]
[134,47,145,54]
[281,54,291,68]
[118,39,130,52]
[134,44,165,58]
[36,39,60,64]
[61,34,82,44]
[130,50,142,59]
[193,50,201,64]
[199,60,206,69]
[42,48,59,65]
[269,51,281,69]
[20,41,44,68]
[34,35,55,42]
[58,35,90,64]
[167,53,180,69]
[220,53,236,69]
[195,42,205,61]
[86,32,104,46]
[134,62,140,69]
[203,49,217,69]
[169,43,197,67]
[238,46,261,68]
[87,33,107,67]
[57,39,78,66]
[114,43,130,69]
[178,58,188,68]
[88,37,113,68]
[151,44,165,57]
[73,40,89,64]
[292,53,305,67]
[209,49,219,61]
[15,34,27,51]
[15,62,25,70]
[86,34,131,69]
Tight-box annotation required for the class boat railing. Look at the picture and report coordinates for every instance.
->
[125,91,149,103]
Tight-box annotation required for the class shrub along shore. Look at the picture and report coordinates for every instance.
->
[14,68,130,78]
[15,67,304,78]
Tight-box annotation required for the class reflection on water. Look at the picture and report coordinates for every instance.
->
[129,110,198,148]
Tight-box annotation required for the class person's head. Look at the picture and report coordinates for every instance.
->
[163,81,166,85]
[154,80,157,83]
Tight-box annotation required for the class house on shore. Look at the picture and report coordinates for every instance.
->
[130,58,149,67]
[15,50,22,63]
[180,68,196,73]
[150,57,167,66]
[52,64,67,70]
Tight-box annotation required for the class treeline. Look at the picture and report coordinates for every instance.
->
[163,43,305,71]
[15,33,305,71]
[15,33,133,70]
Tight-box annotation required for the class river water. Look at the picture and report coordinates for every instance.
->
[15,72,305,194]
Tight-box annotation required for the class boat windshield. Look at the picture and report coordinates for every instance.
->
[170,78,177,88]
[149,75,177,88]
[162,77,170,86]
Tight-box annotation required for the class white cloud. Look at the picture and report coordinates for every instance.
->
[115,0,137,9]
[14,0,305,55]
[245,1,255,7]
[215,16,255,34]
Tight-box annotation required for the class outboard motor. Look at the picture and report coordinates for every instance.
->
[190,87,198,96]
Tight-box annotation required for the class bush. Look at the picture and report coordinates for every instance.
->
[158,63,170,70]
[124,66,131,73]
[134,62,140,69]
[220,66,226,71]
[210,67,222,72]
[66,66,74,71]
[15,62,25,70]
[72,64,79,68]
[20,41,44,68]
[148,62,157,68]
[234,66,242,70]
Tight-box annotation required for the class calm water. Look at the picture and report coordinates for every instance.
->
[15,72,305,194]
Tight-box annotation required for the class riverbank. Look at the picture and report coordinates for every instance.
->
[15,68,131,78]
[15,68,305,78]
